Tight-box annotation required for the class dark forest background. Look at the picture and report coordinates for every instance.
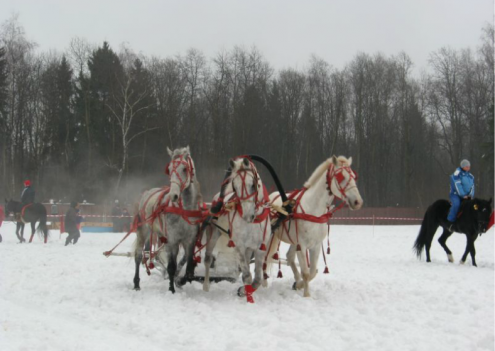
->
[0,16,493,208]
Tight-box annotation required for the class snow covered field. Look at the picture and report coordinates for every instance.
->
[1,223,493,351]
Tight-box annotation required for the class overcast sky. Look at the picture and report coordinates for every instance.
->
[0,0,492,74]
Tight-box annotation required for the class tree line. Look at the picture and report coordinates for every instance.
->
[0,16,493,208]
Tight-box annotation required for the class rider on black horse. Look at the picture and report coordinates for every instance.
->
[447,160,474,231]
[21,180,35,207]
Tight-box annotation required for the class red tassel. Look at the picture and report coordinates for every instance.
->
[272,252,279,260]
[245,285,255,303]
[194,256,201,263]
[227,240,236,248]
[160,237,168,244]
[259,243,267,251]
[277,270,283,278]
[323,266,329,274]
[296,244,302,251]
[327,247,331,255]
[149,262,155,269]
[196,240,202,248]
[262,263,267,271]
[263,272,269,280]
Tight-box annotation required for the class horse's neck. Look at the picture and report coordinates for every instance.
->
[300,171,334,215]
[181,180,201,209]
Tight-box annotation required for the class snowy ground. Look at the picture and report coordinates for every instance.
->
[0,222,493,351]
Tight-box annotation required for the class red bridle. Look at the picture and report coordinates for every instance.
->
[327,163,358,200]
[231,160,259,202]
[164,155,195,192]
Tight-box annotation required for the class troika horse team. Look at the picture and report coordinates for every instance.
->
[2,146,492,301]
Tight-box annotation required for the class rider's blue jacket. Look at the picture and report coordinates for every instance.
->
[449,167,475,198]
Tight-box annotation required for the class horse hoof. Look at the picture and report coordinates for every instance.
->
[134,287,141,291]
[447,254,454,263]
[459,260,465,265]
[237,286,246,297]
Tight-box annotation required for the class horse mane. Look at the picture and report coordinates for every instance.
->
[303,156,351,189]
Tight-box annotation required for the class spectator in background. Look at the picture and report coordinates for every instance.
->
[65,201,81,246]
[50,199,58,215]
[111,200,122,232]
[0,205,4,243]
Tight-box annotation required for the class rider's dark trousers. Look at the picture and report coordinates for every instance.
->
[65,229,80,246]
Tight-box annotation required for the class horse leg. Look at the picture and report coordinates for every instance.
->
[15,222,23,243]
[438,229,454,263]
[133,226,147,290]
[296,247,311,297]
[177,237,196,287]
[287,245,303,291]
[167,245,179,293]
[251,248,265,291]
[469,235,478,267]
[460,235,471,265]
[203,229,221,292]
[29,222,35,243]
[308,246,321,281]
[237,248,253,297]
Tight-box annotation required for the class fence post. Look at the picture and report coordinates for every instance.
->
[372,214,375,238]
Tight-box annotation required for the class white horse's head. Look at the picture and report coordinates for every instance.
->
[229,157,260,223]
[304,155,363,210]
[166,146,195,204]
[327,156,363,210]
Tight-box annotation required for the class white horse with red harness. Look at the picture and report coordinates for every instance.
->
[131,146,206,293]
[266,155,363,297]
[202,157,271,302]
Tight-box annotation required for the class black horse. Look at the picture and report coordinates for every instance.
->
[5,199,49,244]
[413,197,492,266]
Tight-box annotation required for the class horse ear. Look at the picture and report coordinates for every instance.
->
[348,157,353,166]
[229,158,236,169]
[185,145,190,155]
[331,155,338,165]
[167,147,173,157]
[243,158,250,168]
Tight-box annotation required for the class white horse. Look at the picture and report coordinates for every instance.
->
[132,146,204,293]
[202,157,271,301]
[266,155,363,297]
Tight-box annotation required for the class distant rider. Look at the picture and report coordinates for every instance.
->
[447,159,474,231]
[20,180,35,206]
[65,201,81,246]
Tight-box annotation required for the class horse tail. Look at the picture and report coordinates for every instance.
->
[413,206,437,259]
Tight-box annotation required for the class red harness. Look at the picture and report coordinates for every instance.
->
[270,162,357,249]
[214,159,271,250]
[104,156,209,270]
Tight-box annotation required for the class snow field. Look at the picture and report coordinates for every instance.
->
[0,223,493,351]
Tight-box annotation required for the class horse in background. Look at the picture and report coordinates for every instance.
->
[413,198,492,266]
[132,146,204,293]
[4,199,49,243]
[202,157,271,301]
[266,156,363,297]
